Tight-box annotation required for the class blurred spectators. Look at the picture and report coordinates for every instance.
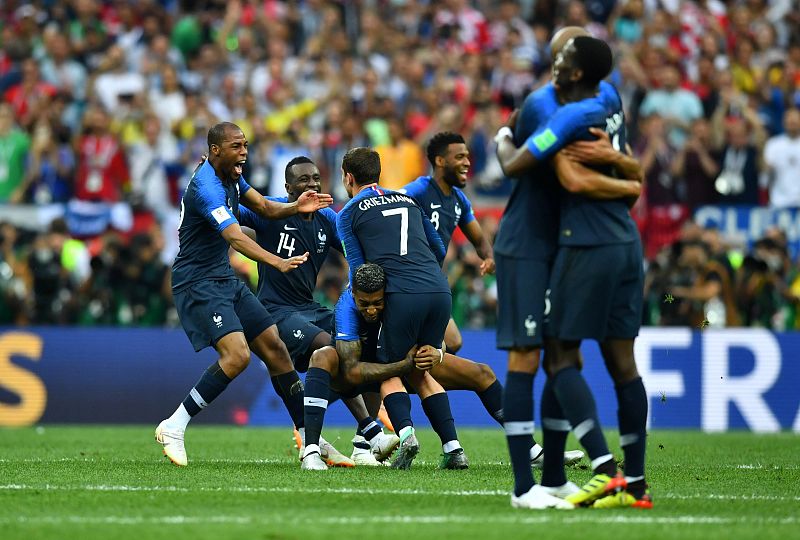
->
[0,0,800,330]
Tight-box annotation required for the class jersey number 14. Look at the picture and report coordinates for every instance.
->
[278,232,296,256]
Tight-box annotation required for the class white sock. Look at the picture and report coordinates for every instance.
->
[166,404,191,430]
[442,440,462,453]
[530,443,544,460]
[303,444,320,458]
[298,427,306,446]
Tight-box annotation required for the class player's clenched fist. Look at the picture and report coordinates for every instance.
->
[297,190,334,212]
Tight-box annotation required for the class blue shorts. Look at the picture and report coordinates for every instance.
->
[377,292,451,364]
[174,279,274,352]
[495,254,550,350]
[267,302,334,372]
[546,241,643,342]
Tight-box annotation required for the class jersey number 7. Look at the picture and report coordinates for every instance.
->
[381,208,408,256]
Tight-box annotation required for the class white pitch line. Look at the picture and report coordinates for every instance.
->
[0,514,798,527]
[1,484,799,503]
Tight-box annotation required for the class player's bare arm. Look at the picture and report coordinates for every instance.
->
[462,220,495,275]
[561,127,644,183]
[242,188,333,219]
[221,223,308,272]
[495,109,540,177]
[552,151,642,202]
[335,340,414,386]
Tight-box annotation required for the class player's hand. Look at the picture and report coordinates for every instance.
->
[561,128,616,165]
[297,190,334,213]
[479,257,496,276]
[414,345,443,371]
[277,252,309,272]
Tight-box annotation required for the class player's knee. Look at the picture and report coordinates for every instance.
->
[475,362,497,388]
[310,346,338,375]
[220,343,251,375]
[445,334,462,354]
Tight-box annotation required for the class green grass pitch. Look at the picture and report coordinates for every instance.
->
[1,426,797,540]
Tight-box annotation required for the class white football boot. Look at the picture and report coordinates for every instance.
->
[301,445,328,470]
[541,481,581,499]
[319,436,355,468]
[369,431,400,462]
[511,485,575,510]
[530,444,585,468]
[351,436,387,466]
[155,420,187,466]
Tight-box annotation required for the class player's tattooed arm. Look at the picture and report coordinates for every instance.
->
[336,340,414,386]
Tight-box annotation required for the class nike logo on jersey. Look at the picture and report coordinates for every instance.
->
[430,203,442,209]
[336,332,348,337]
[284,225,299,231]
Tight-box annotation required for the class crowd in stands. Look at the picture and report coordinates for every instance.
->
[2,0,800,329]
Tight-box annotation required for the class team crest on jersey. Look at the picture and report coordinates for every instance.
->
[293,329,305,340]
[213,313,223,328]
[317,230,327,253]
[455,203,462,221]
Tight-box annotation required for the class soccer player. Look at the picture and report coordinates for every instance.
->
[237,156,397,466]
[304,262,564,470]
[335,147,466,470]
[496,35,650,509]
[155,122,332,466]
[401,132,583,468]
[400,132,494,354]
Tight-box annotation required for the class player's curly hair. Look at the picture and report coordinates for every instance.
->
[352,263,385,294]
[426,132,465,167]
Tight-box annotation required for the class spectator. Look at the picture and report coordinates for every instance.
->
[712,116,765,205]
[764,108,800,207]
[0,102,31,203]
[375,117,426,190]
[74,106,129,203]
[672,118,720,210]
[639,63,704,148]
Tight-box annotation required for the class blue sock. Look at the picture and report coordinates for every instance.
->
[271,371,305,429]
[182,362,231,416]
[551,367,614,476]
[503,371,535,497]
[421,393,460,450]
[357,417,382,441]
[302,367,330,448]
[382,392,413,433]
[478,380,504,425]
[540,378,569,487]
[616,377,648,481]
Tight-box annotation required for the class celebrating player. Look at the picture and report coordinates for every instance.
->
[237,156,397,467]
[334,147,466,470]
[154,122,331,466]
[496,34,649,509]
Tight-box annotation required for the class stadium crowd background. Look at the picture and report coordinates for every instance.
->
[2,0,800,331]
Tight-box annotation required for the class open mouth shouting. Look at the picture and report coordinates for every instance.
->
[233,159,246,178]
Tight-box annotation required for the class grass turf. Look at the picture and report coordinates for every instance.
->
[0,426,797,540]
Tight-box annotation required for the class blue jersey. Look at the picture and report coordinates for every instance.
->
[493,84,561,261]
[336,185,449,294]
[333,288,380,361]
[238,197,341,307]
[522,83,638,246]
[400,176,476,256]
[172,160,252,291]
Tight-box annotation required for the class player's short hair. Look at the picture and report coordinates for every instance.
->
[285,156,315,183]
[352,263,385,294]
[342,147,381,185]
[426,132,466,167]
[572,36,613,87]
[207,122,242,149]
